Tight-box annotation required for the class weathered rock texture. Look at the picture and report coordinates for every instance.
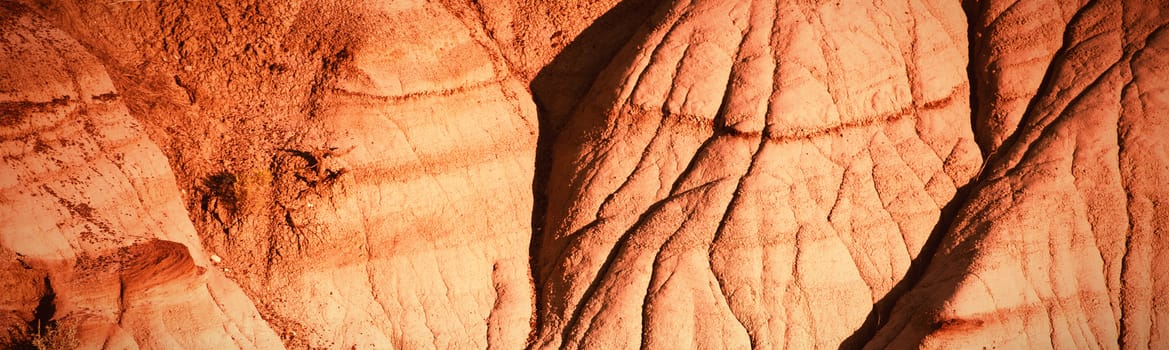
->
[871,0,1169,348]
[0,0,1166,348]
[533,0,982,348]
[11,0,543,348]
[266,2,538,347]
[0,4,280,347]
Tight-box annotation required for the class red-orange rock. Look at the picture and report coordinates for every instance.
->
[870,1,1169,348]
[533,0,981,347]
[0,4,281,348]
[2,0,1167,348]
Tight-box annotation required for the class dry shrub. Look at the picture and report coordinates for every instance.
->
[30,321,78,350]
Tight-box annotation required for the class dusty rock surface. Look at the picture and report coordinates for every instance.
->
[0,4,280,348]
[0,0,1166,349]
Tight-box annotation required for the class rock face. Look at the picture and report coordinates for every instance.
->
[5,0,540,348]
[533,0,981,348]
[870,0,1169,348]
[0,0,1167,349]
[245,2,538,348]
[0,4,281,348]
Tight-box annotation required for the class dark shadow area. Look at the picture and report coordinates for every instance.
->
[965,0,991,158]
[31,277,56,336]
[10,277,57,350]
[526,0,658,342]
[528,0,658,134]
[838,181,976,349]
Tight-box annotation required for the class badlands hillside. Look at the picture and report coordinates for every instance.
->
[1,0,1166,348]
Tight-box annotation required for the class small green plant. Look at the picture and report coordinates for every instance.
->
[30,320,78,350]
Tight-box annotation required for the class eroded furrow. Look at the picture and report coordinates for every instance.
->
[534,0,980,348]
[868,1,1169,348]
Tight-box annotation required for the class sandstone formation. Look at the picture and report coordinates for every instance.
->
[870,0,1169,348]
[0,5,280,347]
[533,0,982,348]
[1,0,1166,349]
